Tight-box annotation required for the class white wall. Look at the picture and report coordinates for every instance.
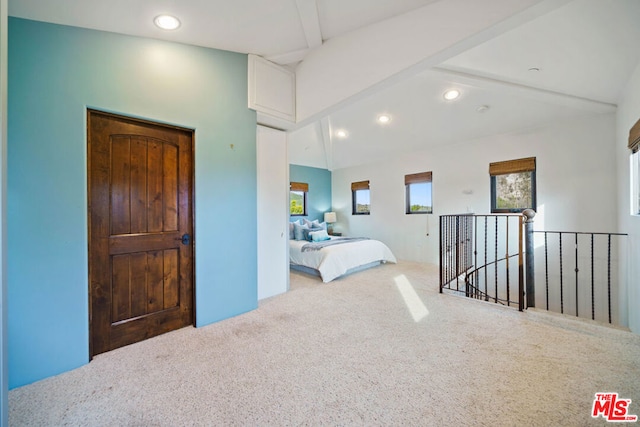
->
[332,113,618,266]
[257,126,289,300]
[616,61,640,334]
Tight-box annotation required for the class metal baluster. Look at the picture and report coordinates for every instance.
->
[455,216,459,291]
[444,217,448,289]
[447,217,452,290]
[575,233,579,318]
[591,234,595,320]
[559,232,564,314]
[484,216,488,301]
[439,215,444,293]
[441,217,444,290]
[474,215,478,299]
[506,216,510,306]
[463,216,467,274]
[450,216,454,291]
[445,216,453,289]
[608,234,612,324]
[443,217,448,290]
[518,215,524,311]
[544,232,549,310]
[464,216,468,278]
[494,216,498,302]
[523,210,535,309]
[471,217,475,297]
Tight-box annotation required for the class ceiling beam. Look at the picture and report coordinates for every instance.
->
[432,66,617,114]
[295,0,573,128]
[319,117,333,171]
[295,0,322,49]
[264,48,308,66]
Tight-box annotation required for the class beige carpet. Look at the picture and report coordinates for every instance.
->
[9,261,640,426]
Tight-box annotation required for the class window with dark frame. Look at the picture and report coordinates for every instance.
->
[629,117,640,215]
[351,180,370,215]
[290,182,308,216]
[634,150,640,215]
[405,171,433,214]
[489,157,536,213]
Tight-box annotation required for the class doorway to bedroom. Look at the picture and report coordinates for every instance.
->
[87,110,195,356]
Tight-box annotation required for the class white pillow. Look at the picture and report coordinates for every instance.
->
[309,229,330,242]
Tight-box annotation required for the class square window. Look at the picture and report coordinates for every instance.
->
[491,172,536,213]
[489,157,536,213]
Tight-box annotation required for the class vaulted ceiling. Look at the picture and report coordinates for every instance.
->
[10,0,640,170]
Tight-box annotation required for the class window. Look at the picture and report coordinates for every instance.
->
[632,151,640,215]
[351,180,370,215]
[489,157,536,213]
[405,172,433,214]
[629,118,640,215]
[290,182,308,216]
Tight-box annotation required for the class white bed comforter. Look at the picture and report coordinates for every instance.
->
[289,237,397,282]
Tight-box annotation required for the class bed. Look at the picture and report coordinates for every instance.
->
[289,235,397,282]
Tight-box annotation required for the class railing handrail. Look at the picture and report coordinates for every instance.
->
[464,278,512,306]
[533,230,628,236]
[440,213,522,218]
[466,253,520,272]
[464,257,522,307]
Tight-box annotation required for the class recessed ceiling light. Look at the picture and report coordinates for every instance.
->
[476,105,490,113]
[528,67,540,72]
[377,114,391,124]
[443,89,460,101]
[336,130,348,138]
[154,15,181,30]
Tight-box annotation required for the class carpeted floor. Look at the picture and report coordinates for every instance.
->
[9,261,640,426]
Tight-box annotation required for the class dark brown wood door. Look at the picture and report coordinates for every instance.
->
[88,110,194,356]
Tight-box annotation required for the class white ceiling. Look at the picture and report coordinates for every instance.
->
[9,0,640,170]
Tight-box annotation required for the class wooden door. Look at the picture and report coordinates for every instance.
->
[88,110,194,356]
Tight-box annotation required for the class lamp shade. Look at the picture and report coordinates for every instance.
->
[324,212,337,223]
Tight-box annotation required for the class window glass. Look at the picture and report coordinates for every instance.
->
[290,190,306,216]
[632,151,640,215]
[491,171,535,213]
[407,181,432,214]
[637,151,640,215]
[628,119,639,215]
[353,189,370,214]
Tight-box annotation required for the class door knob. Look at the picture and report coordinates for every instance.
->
[178,233,191,245]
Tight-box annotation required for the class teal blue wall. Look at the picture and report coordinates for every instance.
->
[8,18,257,388]
[289,165,332,222]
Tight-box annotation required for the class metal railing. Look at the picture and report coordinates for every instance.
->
[533,230,627,324]
[439,211,626,324]
[440,213,526,311]
[439,214,474,294]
